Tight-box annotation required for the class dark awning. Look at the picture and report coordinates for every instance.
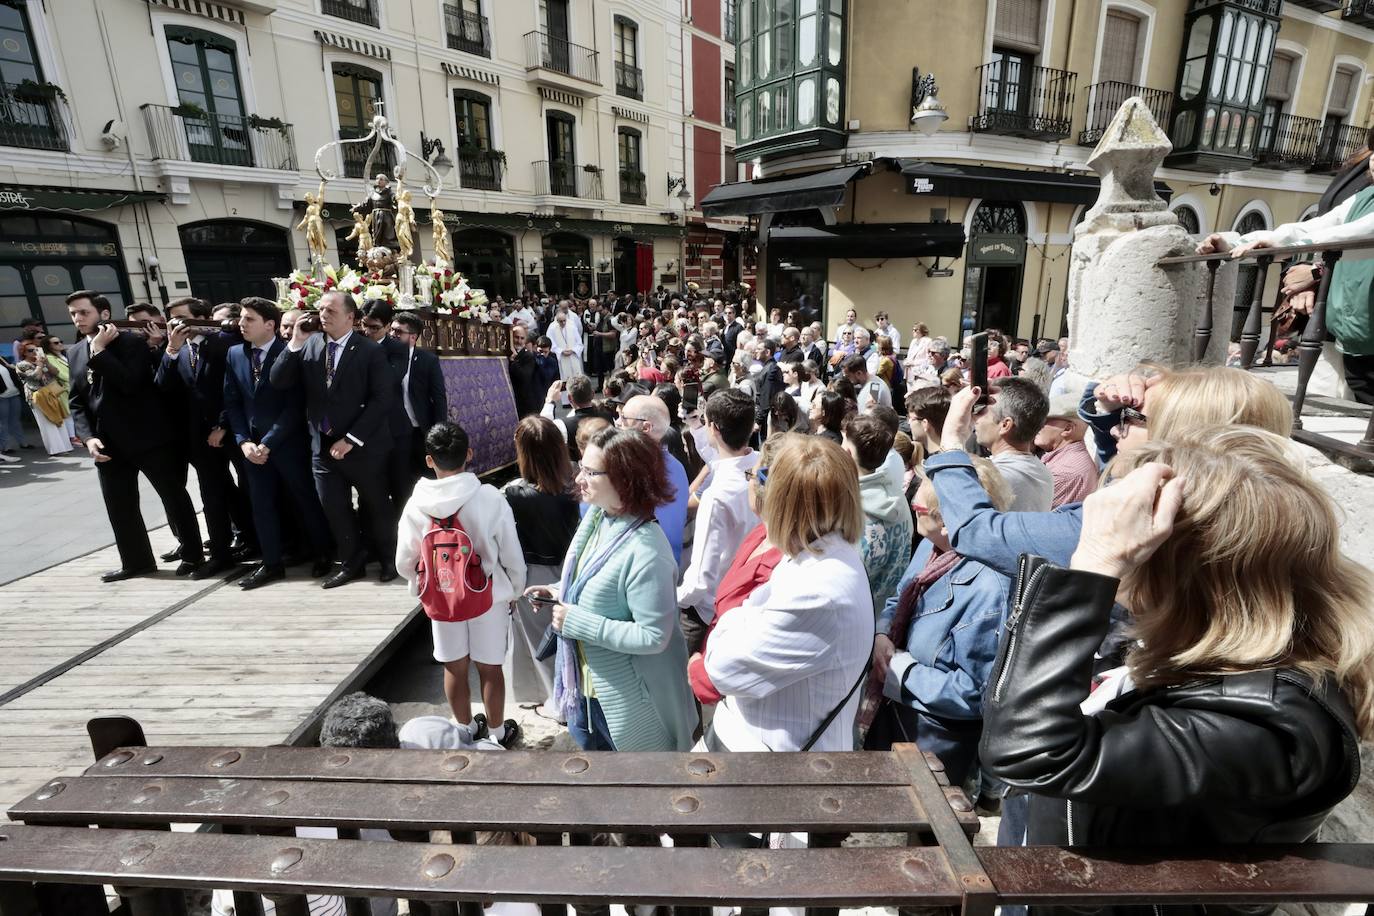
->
[700,165,865,217]
[768,222,966,259]
[897,160,1172,205]
[0,185,166,212]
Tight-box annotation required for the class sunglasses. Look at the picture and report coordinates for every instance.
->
[744,464,769,487]
[1117,406,1148,436]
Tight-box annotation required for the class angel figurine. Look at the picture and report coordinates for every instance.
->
[344,209,373,260]
[395,187,417,263]
[296,181,328,263]
[431,205,453,267]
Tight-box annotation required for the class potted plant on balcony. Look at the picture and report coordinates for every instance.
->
[172,101,209,120]
[13,79,66,104]
[248,113,289,134]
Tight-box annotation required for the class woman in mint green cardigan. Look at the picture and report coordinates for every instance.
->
[531,426,695,752]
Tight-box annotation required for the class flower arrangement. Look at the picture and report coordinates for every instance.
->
[432,268,490,319]
[284,264,376,309]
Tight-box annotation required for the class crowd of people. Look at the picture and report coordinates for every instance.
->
[12,276,1374,888]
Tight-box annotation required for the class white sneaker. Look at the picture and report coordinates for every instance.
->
[0,452,19,463]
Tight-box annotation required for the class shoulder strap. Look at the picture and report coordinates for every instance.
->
[800,661,871,752]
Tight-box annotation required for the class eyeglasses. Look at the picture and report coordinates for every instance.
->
[577,465,608,478]
[618,415,649,426]
[362,322,385,332]
[1117,406,1148,436]
[743,464,769,487]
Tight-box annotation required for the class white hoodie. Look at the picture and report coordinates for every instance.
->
[395,472,527,607]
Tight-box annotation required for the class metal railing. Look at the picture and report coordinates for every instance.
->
[339,125,396,179]
[142,104,297,170]
[615,61,643,99]
[971,61,1076,141]
[1344,0,1374,26]
[1158,237,1374,459]
[1312,122,1368,173]
[524,30,599,84]
[533,159,601,199]
[443,4,490,56]
[1255,112,1322,169]
[458,150,503,190]
[1079,81,1171,146]
[619,171,646,204]
[0,81,67,151]
[321,0,377,26]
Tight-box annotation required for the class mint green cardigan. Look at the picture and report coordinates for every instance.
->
[558,511,696,751]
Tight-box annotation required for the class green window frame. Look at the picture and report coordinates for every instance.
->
[0,0,44,86]
[454,89,492,149]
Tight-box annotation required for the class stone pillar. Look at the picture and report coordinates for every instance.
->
[1064,98,1229,389]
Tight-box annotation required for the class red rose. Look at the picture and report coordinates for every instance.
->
[445,269,453,277]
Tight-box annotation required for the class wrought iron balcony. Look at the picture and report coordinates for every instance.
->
[1344,0,1374,26]
[619,171,646,205]
[339,125,396,179]
[444,5,490,57]
[1254,113,1321,169]
[458,150,503,190]
[1079,81,1172,146]
[0,81,67,151]
[533,159,601,199]
[142,104,297,170]
[321,0,377,27]
[1312,122,1369,173]
[524,31,599,84]
[1288,0,1340,10]
[971,61,1076,141]
[615,61,643,100]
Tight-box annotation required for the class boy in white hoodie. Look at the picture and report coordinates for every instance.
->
[396,422,527,747]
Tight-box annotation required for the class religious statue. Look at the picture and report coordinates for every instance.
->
[351,173,399,254]
[344,209,373,263]
[296,181,328,263]
[431,205,453,267]
[395,187,417,263]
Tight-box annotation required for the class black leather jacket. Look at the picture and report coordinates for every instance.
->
[503,480,580,568]
[982,556,1361,916]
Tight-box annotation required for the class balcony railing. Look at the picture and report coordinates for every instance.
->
[971,61,1076,141]
[339,125,396,179]
[1312,122,1368,173]
[0,81,67,151]
[1290,0,1341,9]
[1344,0,1374,26]
[619,171,646,204]
[615,61,643,99]
[321,0,377,27]
[1254,113,1321,169]
[142,104,297,170]
[444,5,490,57]
[533,160,601,199]
[524,31,599,84]
[458,150,503,190]
[1079,81,1172,146]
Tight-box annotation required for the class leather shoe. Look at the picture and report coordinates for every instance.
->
[175,560,201,577]
[231,542,261,563]
[189,556,235,581]
[238,564,286,590]
[101,565,155,583]
[321,565,363,589]
[160,546,182,562]
[310,558,334,578]
[379,565,399,583]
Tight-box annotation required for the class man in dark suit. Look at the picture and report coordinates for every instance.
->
[722,305,745,364]
[506,322,543,418]
[387,311,448,481]
[223,298,333,590]
[155,297,255,580]
[752,339,785,440]
[66,290,204,582]
[270,289,396,588]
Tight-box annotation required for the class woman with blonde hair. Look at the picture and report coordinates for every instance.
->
[703,433,873,753]
[983,427,1371,881]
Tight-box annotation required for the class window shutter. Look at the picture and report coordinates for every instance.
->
[994,0,1042,53]
[1329,67,1356,117]
[1266,53,1293,102]
[1099,11,1141,85]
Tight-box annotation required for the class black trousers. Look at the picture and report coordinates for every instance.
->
[384,424,418,516]
[313,439,394,570]
[1343,352,1374,405]
[188,436,254,558]
[97,445,203,571]
[242,440,332,567]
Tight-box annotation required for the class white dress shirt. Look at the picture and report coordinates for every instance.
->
[401,345,418,427]
[876,324,902,352]
[677,450,759,621]
[705,532,874,752]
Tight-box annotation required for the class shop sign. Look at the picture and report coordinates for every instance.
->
[909,177,935,194]
[2,240,119,260]
[968,234,1025,265]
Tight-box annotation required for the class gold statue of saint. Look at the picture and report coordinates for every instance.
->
[296,181,329,263]
[431,205,453,267]
[344,209,372,261]
[395,186,417,263]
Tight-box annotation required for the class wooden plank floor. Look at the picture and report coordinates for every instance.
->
[0,526,418,811]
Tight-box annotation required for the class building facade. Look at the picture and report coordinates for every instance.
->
[708,0,1374,345]
[0,0,705,342]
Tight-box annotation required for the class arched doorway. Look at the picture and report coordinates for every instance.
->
[1231,210,1267,342]
[451,228,517,300]
[180,220,291,304]
[542,232,591,298]
[964,200,1028,337]
[0,211,132,341]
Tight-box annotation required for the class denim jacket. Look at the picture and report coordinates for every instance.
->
[877,539,1012,721]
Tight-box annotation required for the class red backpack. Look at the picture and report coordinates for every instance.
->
[415,513,493,623]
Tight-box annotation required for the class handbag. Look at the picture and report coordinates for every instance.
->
[33,382,68,426]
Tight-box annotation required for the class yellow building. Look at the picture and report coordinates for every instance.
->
[706,0,1374,345]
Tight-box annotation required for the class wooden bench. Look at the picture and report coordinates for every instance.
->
[1,716,1372,916]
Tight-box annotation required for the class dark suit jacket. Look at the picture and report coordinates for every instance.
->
[268,331,394,455]
[754,360,785,426]
[69,332,177,456]
[723,320,745,362]
[223,338,307,452]
[380,336,448,433]
[509,349,543,418]
[154,332,236,437]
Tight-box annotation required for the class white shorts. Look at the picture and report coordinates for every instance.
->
[431,609,510,665]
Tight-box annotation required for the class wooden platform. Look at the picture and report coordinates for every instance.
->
[0,526,418,811]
